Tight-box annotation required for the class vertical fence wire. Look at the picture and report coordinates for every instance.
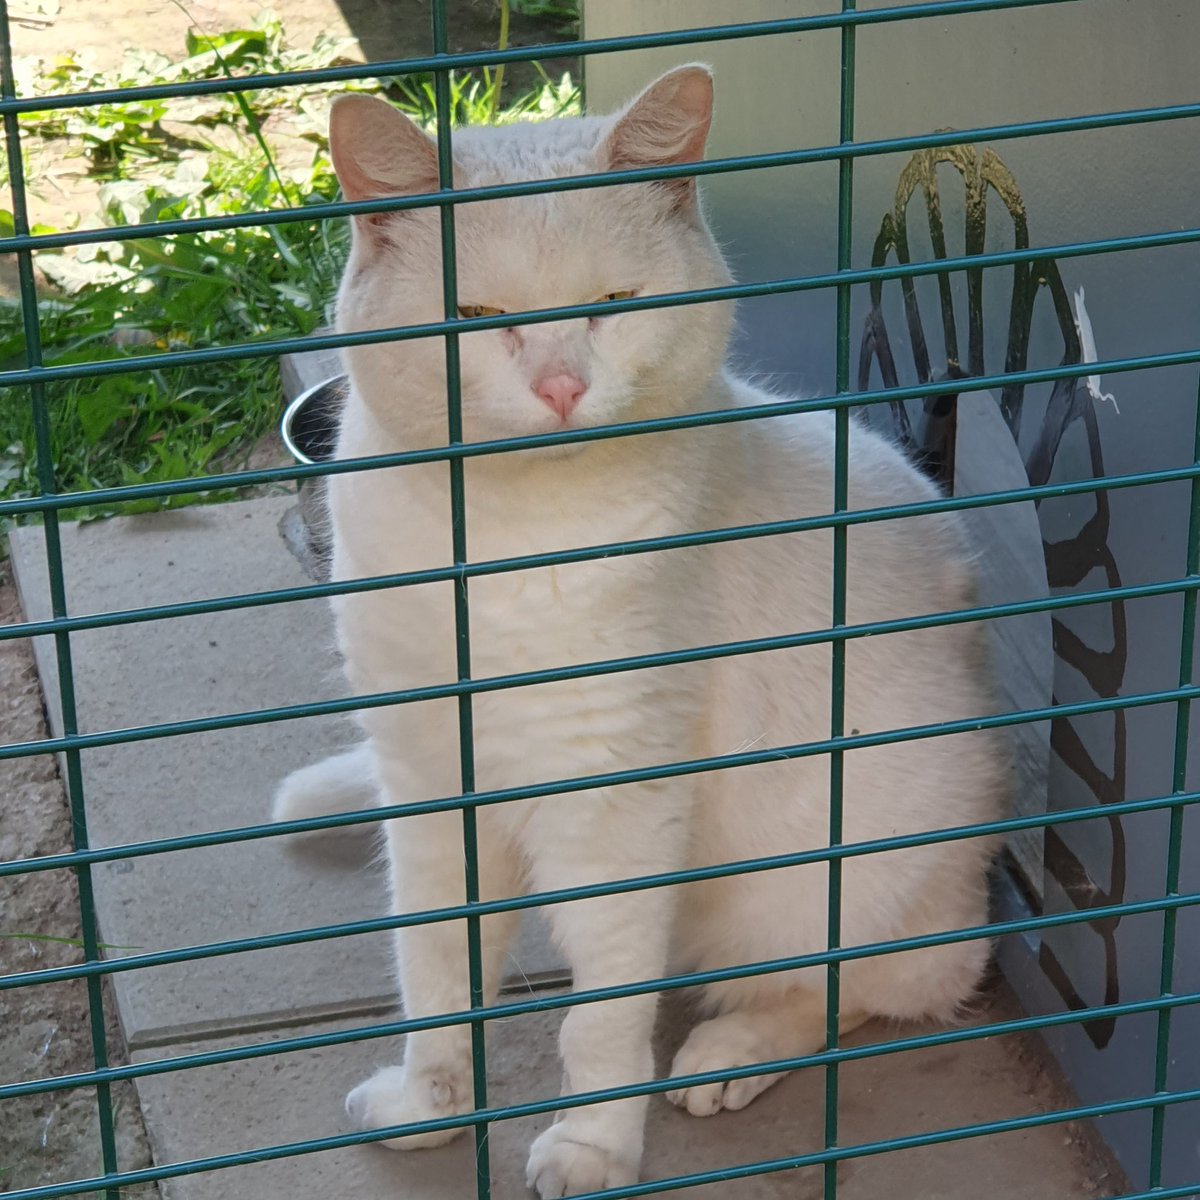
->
[429,3,492,1196]
[1148,376,1200,1186]
[824,4,857,1198]
[0,4,121,1195]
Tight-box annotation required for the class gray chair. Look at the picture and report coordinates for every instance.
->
[857,143,1128,1048]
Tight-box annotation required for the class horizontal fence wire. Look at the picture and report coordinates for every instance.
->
[0,341,1197,524]
[1,776,1196,888]
[5,101,1200,255]
[1,647,1197,769]
[0,346,1196,527]
[4,561,1200,754]
[6,878,1200,1044]
[5,788,1200,994]
[0,468,1197,644]
[5,242,1200,390]
[0,0,1089,117]
[4,1076,1199,1200]
[4,0,1198,1195]
[3,978,1199,1108]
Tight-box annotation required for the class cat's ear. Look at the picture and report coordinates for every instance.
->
[601,65,713,209]
[329,94,441,210]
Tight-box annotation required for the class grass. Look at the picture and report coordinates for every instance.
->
[0,13,580,529]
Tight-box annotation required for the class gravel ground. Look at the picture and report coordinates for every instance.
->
[0,569,158,1196]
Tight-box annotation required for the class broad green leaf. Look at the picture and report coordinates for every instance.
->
[76,390,131,445]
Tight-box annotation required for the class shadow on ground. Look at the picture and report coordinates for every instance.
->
[334,0,579,93]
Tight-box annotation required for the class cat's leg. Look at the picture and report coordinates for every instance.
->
[345,761,522,1150]
[666,992,868,1117]
[271,742,379,828]
[845,924,993,1022]
[523,786,688,1199]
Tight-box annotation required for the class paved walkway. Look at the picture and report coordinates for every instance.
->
[10,500,1110,1198]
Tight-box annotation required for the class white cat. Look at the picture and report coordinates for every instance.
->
[274,66,1009,1198]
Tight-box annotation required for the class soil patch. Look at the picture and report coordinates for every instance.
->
[7,0,578,239]
[0,570,157,1196]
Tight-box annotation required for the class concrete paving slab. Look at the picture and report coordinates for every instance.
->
[131,991,1109,1200]
[8,499,565,1048]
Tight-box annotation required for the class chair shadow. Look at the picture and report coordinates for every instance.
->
[333,0,579,95]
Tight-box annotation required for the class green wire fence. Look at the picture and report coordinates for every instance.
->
[1,0,1198,1197]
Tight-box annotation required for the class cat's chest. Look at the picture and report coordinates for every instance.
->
[472,556,661,676]
[329,467,684,686]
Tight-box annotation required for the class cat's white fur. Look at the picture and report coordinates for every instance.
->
[274,67,1009,1198]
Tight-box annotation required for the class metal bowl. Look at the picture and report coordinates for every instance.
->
[281,374,347,465]
[278,375,348,580]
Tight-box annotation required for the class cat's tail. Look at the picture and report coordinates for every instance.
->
[272,742,380,832]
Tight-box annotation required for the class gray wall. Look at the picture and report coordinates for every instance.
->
[585,2,1200,1191]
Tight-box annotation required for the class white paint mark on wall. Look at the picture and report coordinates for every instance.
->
[1073,286,1120,414]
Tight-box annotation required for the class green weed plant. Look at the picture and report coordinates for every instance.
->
[0,15,578,527]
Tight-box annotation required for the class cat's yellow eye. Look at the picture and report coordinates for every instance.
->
[600,289,637,304]
[457,304,505,319]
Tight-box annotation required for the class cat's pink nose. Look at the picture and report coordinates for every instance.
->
[533,372,587,420]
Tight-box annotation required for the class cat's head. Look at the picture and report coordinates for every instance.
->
[328,66,734,450]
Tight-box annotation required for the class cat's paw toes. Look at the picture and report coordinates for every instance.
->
[345,1063,471,1150]
[666,1018,784,1117]
[525,1123,638,1198]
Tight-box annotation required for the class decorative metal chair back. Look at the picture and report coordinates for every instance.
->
[857,145,1128,1048]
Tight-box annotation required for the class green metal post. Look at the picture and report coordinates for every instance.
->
[0,4,120,1195]
[825,4,857,1197]
[429,4,492,1196]
[1148,376,1200,1185]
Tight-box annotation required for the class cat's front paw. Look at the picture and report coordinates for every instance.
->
[345,1063,472,1150]
[666,1015,785,1116]
[525,1122,639,1198]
